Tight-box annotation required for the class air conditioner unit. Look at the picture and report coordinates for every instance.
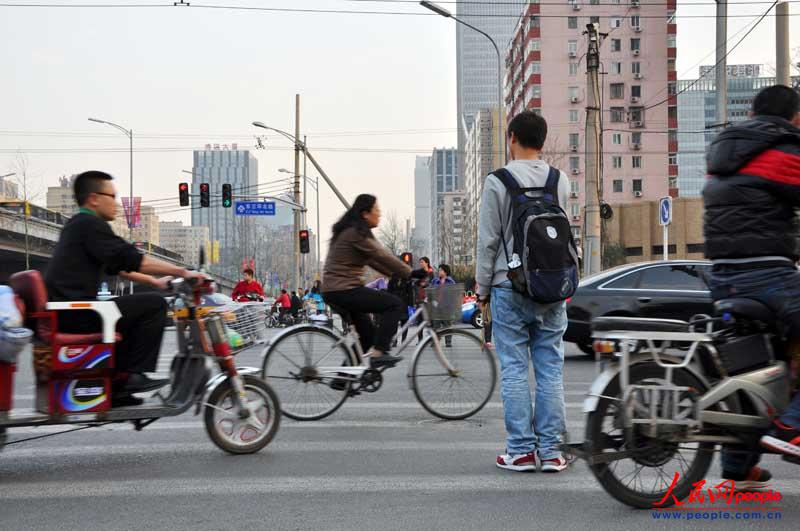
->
[634,191,643,197]
[570,145,579,152]
[572,168,581,175]
[633,26,642,33]
[630,96,640,103]
[568,51,577,58]
[633,73,644,80]
[570,96,579,103]
[632,142,641,150]
[572,215,581,221]
[631,120,644,128]
[632,50,640,57]
[631,0,640,7]
[570,192,579,198]
[572,4,581,11]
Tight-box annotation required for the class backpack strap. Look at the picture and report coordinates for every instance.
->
[543,166,561,206]
[490,169,517,265]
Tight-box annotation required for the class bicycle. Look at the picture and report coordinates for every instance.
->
[260,282,497,421]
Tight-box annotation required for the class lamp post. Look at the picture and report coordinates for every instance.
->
[280,168,321,278]
[420,1,505,163]
[88,117,134,242]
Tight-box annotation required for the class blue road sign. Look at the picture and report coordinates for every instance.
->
[659,197,672,226]
[235,201,276,216]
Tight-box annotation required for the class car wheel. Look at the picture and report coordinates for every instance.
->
[470,310,482,329]
[577,342,594,356]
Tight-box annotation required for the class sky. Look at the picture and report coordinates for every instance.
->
[1,0,798,260]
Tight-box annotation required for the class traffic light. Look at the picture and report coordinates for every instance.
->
[299,230,310,254]
[222,183,232,208]
[178,182,189,206]
[401,252,413,265]
[199,183,210,207]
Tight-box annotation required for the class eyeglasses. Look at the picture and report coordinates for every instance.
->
[94,192,117,200]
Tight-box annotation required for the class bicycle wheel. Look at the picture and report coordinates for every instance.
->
[261,326,355,421]
[411,328,496,420]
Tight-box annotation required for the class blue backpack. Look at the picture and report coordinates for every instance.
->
[492,166,579,304]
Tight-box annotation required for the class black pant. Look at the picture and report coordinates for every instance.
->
[323,287,406,353]
[57,293,168,374]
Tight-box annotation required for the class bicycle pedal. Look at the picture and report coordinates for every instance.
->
[347,389,361,397]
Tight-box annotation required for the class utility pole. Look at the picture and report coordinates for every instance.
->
[715,0,728,125]
[294,94,301,291]
[302,134,308,288]
[776,1,791,86]
[583,22,602,276]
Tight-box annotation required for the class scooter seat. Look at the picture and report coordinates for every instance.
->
[714,298,776,326]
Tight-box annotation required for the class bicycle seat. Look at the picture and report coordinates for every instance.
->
[592,316,689,333]
[714,298,776,326]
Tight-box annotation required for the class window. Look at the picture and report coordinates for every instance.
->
[529,62,541,74]
[590,0,599,3]
[667,11,676,24]
[631,85,641,98]
[631,62,641,74]
[569,133,580,147]
[528,39,540,52]
[667,82,677,95]
[610,17,622,29]
[631,132,642,144]
[667,35,676,48]
[590,16,600,24]
[568,86,579,99]
[668,59,676,71]
[612,156,623,168]
[568,16,578,29]
[612,62,622,75]
[632,155,642,169]
[569,62,579,76]
[628,107,642,123]
[631,15,640,28]
[570,156,580,171]
[571,203,581,217]
[638,265,708,291]
[570,180,580,194]
[632,179,642,192]
[610,107,625,122]
[610,83,624,99]
[568,40,578,54]
[603,270,641,289]
[611,39,621,52]
[630,38,640,51]
[529,16,540,28]
[569,109,579,123]
[612,133,622,145]
[613,179,623,193]
[668,153,677,165]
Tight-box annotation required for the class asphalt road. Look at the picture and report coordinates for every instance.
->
[1,326,798,531]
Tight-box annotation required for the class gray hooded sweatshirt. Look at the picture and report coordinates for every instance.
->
[475,159,570,298]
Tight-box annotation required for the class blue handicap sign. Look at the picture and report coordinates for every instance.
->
[235,201,276,216]
[659,197,672,226]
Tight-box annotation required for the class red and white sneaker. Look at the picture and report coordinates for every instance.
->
[539,454,569,473]
[496,452,537,472]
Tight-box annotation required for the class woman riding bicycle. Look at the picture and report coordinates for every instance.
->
[322,194,425,367]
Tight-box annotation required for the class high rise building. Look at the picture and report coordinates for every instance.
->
[191,144,258,277]
[429,148,458,264]
[438,191,467,265]
[159,221,209,267]
[412,156,432,257]
[456,1,523,171]
[0,175,19,201]
[677,69,800,197]
[47,174,130,238]
[462,108,503,263]
[505,0,677,242]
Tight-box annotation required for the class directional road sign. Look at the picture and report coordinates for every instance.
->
[235,201,276,216]
[659,196,672,226]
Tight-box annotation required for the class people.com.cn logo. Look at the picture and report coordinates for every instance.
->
[651,472,783,520]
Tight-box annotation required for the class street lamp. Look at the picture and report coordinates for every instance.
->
[88,117,134,242]
[0,172,15,179]
[280,168,321,278]
[420,1,505,163]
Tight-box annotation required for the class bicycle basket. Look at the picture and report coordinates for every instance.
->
[424,283,464,322]
[210,302,267,347]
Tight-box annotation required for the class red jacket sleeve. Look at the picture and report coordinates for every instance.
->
[232,281,245,300]
[254,282,264,297]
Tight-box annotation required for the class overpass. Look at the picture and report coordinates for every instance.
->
[0,207,236,293]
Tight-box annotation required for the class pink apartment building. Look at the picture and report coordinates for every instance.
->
[505,0,678,240]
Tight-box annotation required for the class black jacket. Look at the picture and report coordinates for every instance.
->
[703,116,800,261]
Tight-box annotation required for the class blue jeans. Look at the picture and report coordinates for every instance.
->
[491,281,567,459]
[708,265,800,473]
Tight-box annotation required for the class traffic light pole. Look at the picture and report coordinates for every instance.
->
[294,94,302,293]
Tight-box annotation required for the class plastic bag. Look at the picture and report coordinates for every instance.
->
[0,286,22,329]
[0,327,33,363]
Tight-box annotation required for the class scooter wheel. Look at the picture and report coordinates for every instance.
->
[204,375,281,454]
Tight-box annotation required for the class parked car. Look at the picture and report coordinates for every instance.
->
[461,301,482,329]
[565,260,713,356]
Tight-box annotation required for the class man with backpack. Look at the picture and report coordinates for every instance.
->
[476,111,579,473]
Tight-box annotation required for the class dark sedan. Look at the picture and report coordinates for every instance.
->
[564,260,713,355]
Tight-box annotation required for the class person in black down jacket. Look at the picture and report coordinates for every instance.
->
[703,85,800,488]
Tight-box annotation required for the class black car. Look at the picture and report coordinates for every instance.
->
[565,260,713,355]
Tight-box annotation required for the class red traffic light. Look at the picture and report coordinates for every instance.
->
[299,230,310,254]
[178,182,190,206]
[179,183,188,191]
[199,182,210,207]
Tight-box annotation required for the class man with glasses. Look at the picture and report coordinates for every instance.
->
[44,170,205,406]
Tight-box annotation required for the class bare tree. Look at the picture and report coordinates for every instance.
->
[377,210,405,256]
[541,134,571,171]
